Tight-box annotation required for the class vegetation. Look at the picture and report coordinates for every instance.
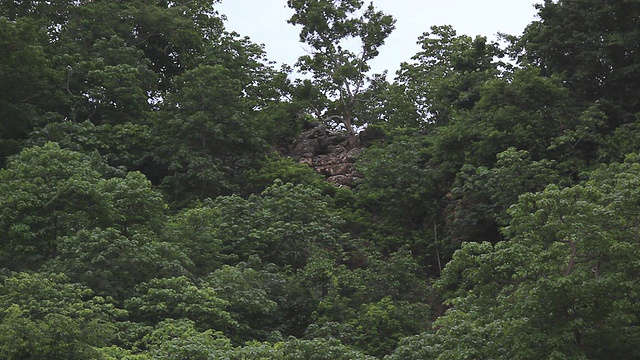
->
[1,0,639,358]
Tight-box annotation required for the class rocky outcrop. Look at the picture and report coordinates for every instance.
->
[285,124,363,188]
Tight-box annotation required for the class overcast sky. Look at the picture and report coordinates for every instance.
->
[217,1,541,76]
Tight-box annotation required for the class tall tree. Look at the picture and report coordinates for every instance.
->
[0,16,54,166]
[396,25,504,126]
[153,35,288,204]
[518,0,640,129]
[287,0,395,148]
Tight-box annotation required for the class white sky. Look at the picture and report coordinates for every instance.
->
[216,0,541,76]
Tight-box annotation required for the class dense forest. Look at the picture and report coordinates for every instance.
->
[1,0,640,358]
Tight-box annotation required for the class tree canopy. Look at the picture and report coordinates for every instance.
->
[287,0,396,148]
[1,0,640,358]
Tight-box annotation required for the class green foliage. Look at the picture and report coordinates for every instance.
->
[298,249,432,356]
[249,181,344,267]
[275,338,377,360]
[0,16,53,165]
[287,0,396,147]
[0,272,125,360]
[153,36,290,203]
[166,181,344,271]
[352,133,443,268]
[60,34,157,125]
[162,203,228,275]
[3,0,640,357]
[221,338,377,360]
[0,143,106,269]
[355,77,422,130]
[0,143,172,272]
[598,119,640,163]
[45,0,224,104]
[444,148,561,245]
[28,120,159,174]
[98,345,150,360]
[204,262,281,343]
[124,276,236,332]
[350,297,423,356]
[2,0,292,201]
[444,164,499,245]
[355,133,436,230]
[247,153,332,193]
[397,25,504,126]
[98,171,166,233]
[46,228,191,300]
[429,66,571,172]
[11,0,182,128]
[405,157,640,359]
[142,318,232,360]
[519,0,640,128]
[489,148,562,223]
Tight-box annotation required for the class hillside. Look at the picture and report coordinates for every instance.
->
[1,0,640,358]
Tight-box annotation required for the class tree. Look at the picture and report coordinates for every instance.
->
[142,319,232,360]
[0,143,106,269]
[0,272,125,359]
[124,276,236,332]
[444,148,561,247]
[1,0,244,183]
[396,25,504,126]
[0,16,53,166]
[300,250,433,357]
[151,31,294,204]
[46,227,192,300]
[355,133,436,231]
[3,0,198,127]
[28,120,159,177]
[204,262,281,343]
[219,338,377,360]
[166,181,344,271]
[350,132,447,270]
[287,0,396,148]
[45,0,226,112]
[354,75,422,130]
[390,156,640,359]
[518,0,640,129]
[0,142,178,274]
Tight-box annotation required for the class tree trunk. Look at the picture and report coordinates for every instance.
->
[343,109,357,149]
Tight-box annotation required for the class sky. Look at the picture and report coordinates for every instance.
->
[216,0,542,77]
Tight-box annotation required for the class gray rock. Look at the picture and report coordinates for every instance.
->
[285,123,364,188]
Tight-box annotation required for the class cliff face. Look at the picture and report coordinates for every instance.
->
[284,124,363,188]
